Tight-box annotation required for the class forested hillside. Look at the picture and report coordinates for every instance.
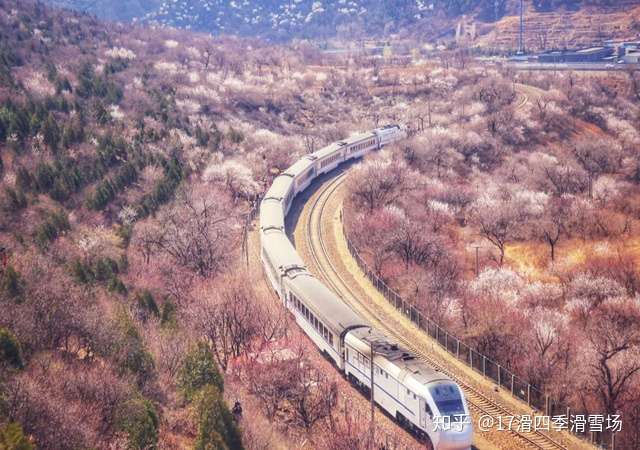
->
[43,0,640,41]
[2,0,640,449]
[0,1,435,448]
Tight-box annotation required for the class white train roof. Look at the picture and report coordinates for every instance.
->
[287,272,368,334]
[284,155,316,178]
[347,327,450,387]
[261,230,306,274]
[312,142,345,160]
[341,131,377,146]
[259,198,285,232]
[264,175,294,200]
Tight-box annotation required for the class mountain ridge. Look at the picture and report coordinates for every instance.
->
[42,0,640,43]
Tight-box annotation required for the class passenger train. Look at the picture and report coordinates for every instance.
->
[259,125,473,450]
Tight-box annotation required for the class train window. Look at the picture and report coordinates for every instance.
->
[425,403,434,418]
[429,383,465,419]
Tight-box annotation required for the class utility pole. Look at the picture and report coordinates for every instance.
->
[474,246,480,277]
[369,339,375,450]
[518,0,525,55]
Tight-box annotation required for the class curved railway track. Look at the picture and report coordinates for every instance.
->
[300,170,569,450]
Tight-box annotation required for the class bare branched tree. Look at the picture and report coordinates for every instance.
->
[187,274,287,371]
[135,189,235,278]
[246,345,337,431]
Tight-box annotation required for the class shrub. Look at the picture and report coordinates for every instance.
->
[115,315,156,387]
[35,210,70,249]
[194,385,243,450]
[116,225,132,248]
[41,113,60,151]
[134,290,159,321]
[85,163,138,210]
[70,256,127,294]
[1,265,24,301]
[227,127,244,144]
[108,277,127,295]
[34,162,55,192]
[178,342,223,401]
[160,300,177,329]
[14,168,32,192]
[0,422,33,450]
[0,327,24,369]
[135,157,183,218]
[115,398,159,450]
[3,187,27,211]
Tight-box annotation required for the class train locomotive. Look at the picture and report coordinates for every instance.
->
[259,125,473,450]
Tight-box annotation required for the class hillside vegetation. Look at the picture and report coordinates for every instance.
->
[2,0,640,449]
[43,0,640,43]
[345,65,640,449]
[0,1,439,449]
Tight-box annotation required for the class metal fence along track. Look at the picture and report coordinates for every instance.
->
[341,207,613,449]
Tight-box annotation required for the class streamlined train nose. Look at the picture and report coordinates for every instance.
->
[436,424,474,450]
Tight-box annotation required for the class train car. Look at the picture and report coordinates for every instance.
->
[284,156,317,195]
[260,230,306,297]
[264,174,295,215]
[344,328,473,450]
[283,272,368,368]
[259,125,473,449]
[312,142,346,176]
[342,131,379,161]
[259,198,285,233]
[374,124,406,147]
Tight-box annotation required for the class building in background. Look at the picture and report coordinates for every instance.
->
[538,46,615,63]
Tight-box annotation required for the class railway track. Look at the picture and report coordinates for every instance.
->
[300,171,569,450]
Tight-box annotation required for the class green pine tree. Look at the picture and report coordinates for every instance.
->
[178,342,224,401]
[0,422,33,450]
